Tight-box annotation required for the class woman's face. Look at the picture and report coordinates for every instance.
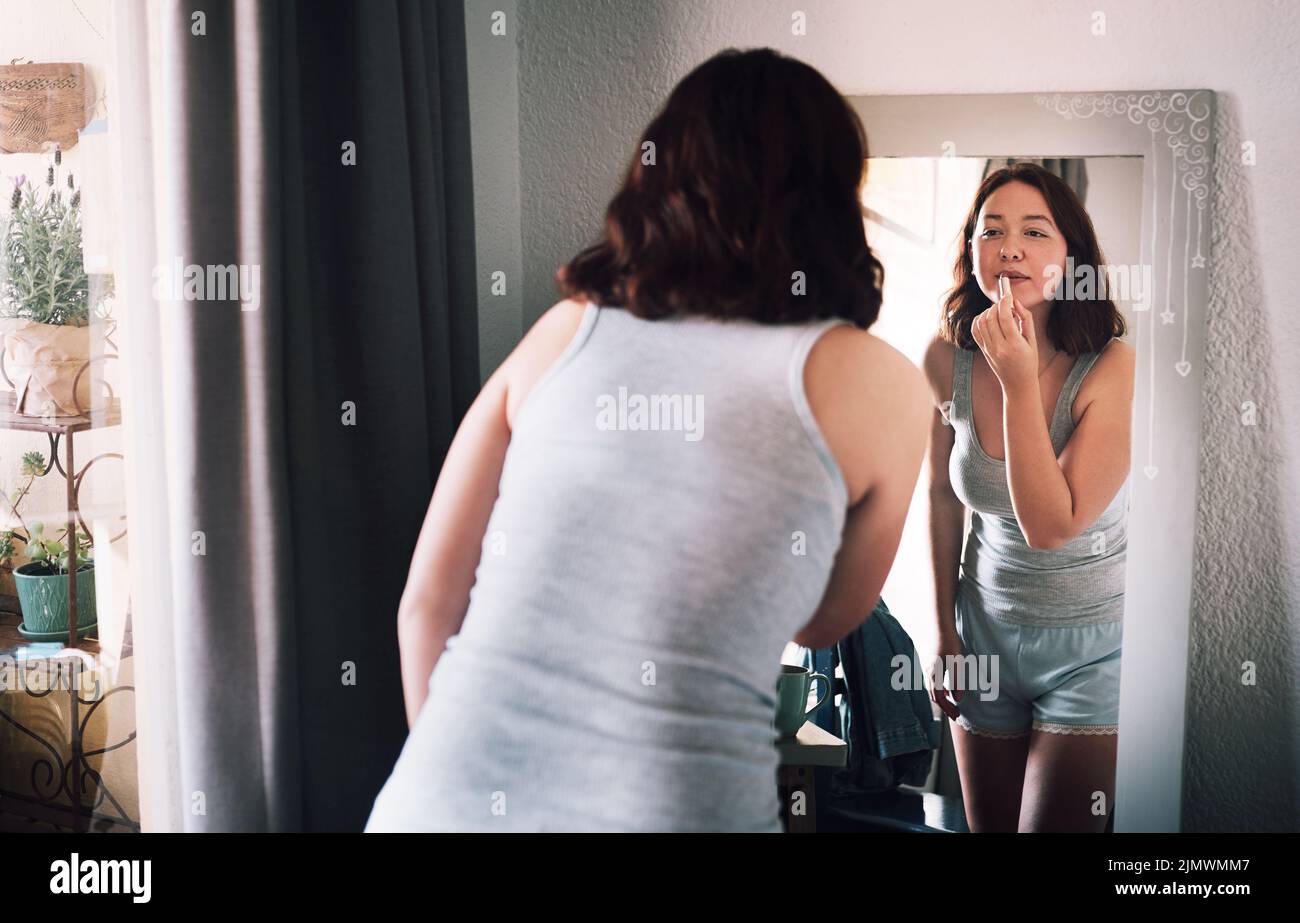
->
[970,180,1068,311]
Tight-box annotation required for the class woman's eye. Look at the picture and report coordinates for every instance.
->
[1026,229,1048,238]
[980,229,1001,238]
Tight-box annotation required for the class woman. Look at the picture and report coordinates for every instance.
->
[924,163,1135,832]
[364,48,931,832]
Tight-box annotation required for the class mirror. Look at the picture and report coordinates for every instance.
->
[846,91,1216,832]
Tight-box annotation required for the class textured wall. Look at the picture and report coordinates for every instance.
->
[464,0,524,379]
[469,0,1300,830]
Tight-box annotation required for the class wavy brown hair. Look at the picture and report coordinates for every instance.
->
[940,162,1126,355]
[556,48,882,327]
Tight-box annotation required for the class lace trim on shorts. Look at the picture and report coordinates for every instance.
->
[1032,721,1119,736]
[955,716,1030,739]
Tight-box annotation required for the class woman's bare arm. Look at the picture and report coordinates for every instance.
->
[396,369,509,728]
[1002,338,1134,550]
[793,330,931,649]
[922,336,966,640]
[396,299,588,728]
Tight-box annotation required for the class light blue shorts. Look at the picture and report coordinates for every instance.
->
[951,581,1123,738]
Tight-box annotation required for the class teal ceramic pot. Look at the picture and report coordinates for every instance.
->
[13,562,96,634]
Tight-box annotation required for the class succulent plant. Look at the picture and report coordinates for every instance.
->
[0,450,93,574]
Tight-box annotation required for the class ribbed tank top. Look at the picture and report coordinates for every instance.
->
[366,302,853,832]
[947,343,1130,627]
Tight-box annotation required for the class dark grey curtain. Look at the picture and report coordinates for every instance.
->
[983,157,1089,204]
[164,0,478,830]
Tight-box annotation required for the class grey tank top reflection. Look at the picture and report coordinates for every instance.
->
[947,344,1131,627]
[365,302,852,832]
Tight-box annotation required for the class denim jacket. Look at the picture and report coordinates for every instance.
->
[802,597,941,794]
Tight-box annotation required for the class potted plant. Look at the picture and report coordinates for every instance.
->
[0,145,110,417]
[0,450,96,638]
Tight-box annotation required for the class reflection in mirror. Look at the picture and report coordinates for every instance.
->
[866,156,1141,831]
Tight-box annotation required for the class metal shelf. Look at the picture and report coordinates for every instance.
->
[0,393,123,649]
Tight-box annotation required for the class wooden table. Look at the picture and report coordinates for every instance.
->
[776,720,848,833]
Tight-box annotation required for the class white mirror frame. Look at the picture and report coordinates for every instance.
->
[845,91,1216,832]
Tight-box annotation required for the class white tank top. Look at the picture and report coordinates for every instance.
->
[366,301,851,831]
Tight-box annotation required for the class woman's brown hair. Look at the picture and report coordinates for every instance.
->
[556,48,882,327]
[940,162,1126,354]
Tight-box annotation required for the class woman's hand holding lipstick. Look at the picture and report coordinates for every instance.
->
[971,274,1038,392]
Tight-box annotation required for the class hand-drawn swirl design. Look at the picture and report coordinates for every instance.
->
[1033,91,1212,205]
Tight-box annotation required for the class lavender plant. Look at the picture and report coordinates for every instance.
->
[1,146,96,327]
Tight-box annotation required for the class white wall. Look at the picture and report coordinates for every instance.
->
[466,0,1300,831]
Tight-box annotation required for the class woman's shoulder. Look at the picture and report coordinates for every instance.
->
[1082,337,1135,389]
[1074,337,1135,416]
[805,325,930,505]
[502,298,592,428]
[810,325,927,403]
[1095,335,1135,362]
[921,332,961,407]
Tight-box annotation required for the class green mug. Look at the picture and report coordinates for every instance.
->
[774,664,830,737]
